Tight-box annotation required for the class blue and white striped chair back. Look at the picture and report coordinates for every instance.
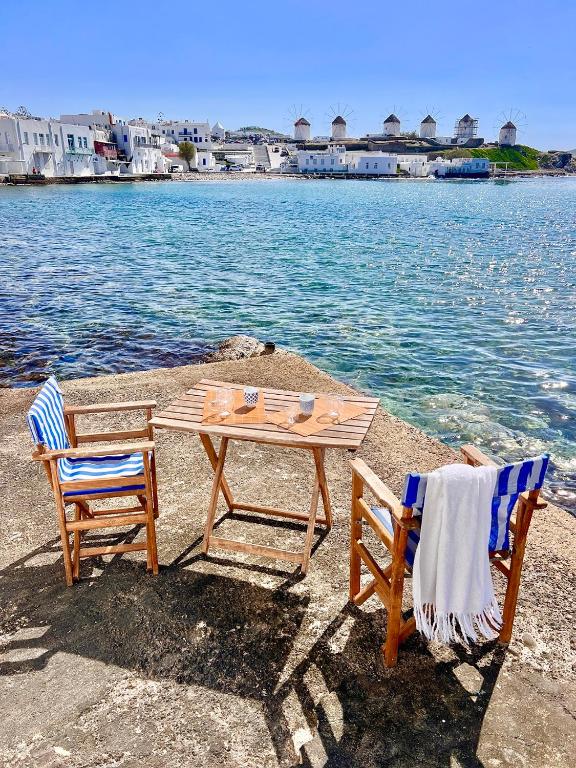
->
[27,376,70,451]
[401,454,550,552]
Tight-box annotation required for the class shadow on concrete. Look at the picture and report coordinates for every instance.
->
[0,537,504,767]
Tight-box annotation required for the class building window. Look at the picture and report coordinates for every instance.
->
[67,134,74,150]
[194,128,197,134]
[374,163,378,169]
[33,133,38,145]
[198,137,202,142]
[54,135,59,146]
[365,162,369,169]
[124,134,128,142]
[331,159,334,165]
[83,137,88,148]
[202,158,206,165]
[22,131,28,144]
[78,136,82,147]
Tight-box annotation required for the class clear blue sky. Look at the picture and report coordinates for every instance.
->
[1,0,574,149]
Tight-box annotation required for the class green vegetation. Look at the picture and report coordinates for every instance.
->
[235,126,287,136]
[178,141,197,171]
[469,145,541,170]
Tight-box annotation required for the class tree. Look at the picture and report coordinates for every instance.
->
[178,141,197,171]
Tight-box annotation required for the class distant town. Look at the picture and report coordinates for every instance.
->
[1,106,574,183]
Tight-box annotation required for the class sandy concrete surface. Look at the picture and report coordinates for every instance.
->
[0,353,574,767]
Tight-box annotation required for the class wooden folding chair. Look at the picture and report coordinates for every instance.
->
[349,445,549,666]
[27,376,159,586]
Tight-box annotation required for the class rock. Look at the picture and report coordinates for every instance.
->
[522,632,537,649]
[206,335,267,362]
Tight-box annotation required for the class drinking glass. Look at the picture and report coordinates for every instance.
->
[211,388,234,418]
[326,395,344,423]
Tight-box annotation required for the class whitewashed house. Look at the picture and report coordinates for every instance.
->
[297,145,347,172]
[113,121,164,174]
[0,112,95,177]
[429,156,489,177]
[397,154,429,177]
[59,123,95,176]
[346,152,397,175]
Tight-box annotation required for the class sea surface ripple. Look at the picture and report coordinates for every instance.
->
[1,177,575,511]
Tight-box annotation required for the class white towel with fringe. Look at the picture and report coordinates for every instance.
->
[412,462,502,644]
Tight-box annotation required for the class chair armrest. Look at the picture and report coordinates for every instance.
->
[33,441,155,461]
[351,458,404,522]
[460,444,498,468]
[64,400,157,415]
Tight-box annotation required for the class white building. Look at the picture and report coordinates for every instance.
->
[420,115,436,139]
[297,145,347,172]
[499,121,517,146]
[331,116,347,140]
[383,114,401,137]
[212,121,225,140]
[0,112,95,177]
[294,117,311,141]
[113,121,164,174]
[397,154,429,177]
[346,152,397,175]
[429,156,490,177]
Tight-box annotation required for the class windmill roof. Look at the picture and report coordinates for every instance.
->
[421,115,436,124]
[332,115,346,125]
[501,121,516,129]
[295,117,310,126]
[460,114,474,122]
[384,114,400,123]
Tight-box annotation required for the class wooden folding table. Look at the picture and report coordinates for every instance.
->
[150,378,379,573]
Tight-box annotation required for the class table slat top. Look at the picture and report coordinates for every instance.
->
[150,378,379,450]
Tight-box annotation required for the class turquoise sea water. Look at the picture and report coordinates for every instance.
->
[1,178,575,510]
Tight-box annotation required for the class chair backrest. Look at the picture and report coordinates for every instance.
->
[27,376,70,452]
[401,454,550,552]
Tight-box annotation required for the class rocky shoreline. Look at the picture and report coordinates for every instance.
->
[0,351,574,766]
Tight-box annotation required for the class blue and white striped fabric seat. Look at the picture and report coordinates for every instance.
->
[27,376,145,496]
[372,454,550,567]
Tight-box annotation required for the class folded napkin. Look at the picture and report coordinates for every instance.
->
[412,463,502,644]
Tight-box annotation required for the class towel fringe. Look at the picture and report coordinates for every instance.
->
[414,598,502,645]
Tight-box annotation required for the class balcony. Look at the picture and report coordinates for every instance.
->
[34,144,56,154]
[65,146,93,155]
[134,141,160,149]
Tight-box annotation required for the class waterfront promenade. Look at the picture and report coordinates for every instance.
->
[1,353,574,767]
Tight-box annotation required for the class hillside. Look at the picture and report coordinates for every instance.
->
[234,125,288,137]
[469,145,541,170]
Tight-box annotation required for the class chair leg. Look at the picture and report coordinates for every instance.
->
[49,462,74,587]
[73,503,82,581]
[349,471,363,599]
[499,498,533,643]
[383,528,408,667]
[150,453,160,520]
[143,453,159,575]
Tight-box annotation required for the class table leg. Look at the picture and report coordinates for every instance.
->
[313,448,333,529]
[199,433,234,511]
[301,471,321,574]
[202,436,229,554]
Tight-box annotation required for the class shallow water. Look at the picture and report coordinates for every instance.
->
[1,177,575,510]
